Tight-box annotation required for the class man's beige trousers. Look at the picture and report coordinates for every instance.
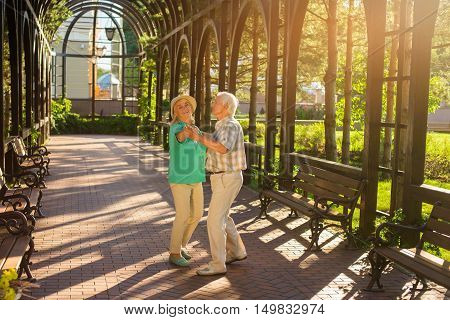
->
[169,183,204,255]
[207,171,247,272]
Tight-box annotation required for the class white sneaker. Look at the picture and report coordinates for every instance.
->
[196,267,227,276]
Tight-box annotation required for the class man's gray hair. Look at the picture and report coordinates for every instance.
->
[217,92,239,117]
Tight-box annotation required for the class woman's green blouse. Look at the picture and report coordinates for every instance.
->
[168,121,206,184]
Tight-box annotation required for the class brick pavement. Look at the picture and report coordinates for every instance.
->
[28,135,449,300]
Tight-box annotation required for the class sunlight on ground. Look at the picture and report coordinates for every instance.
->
[275,239,305,261]
[259,228,286,243]
[312,272,356,300]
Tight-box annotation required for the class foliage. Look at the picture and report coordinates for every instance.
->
[274,123,446,181]
[335,50,367,129]
[235,9,267,102]
[296,104,325,120]
[238,119,266,141]
[294,123,326,155]
[123,20,139,55]
[97,67,109,80]
[430,3,450,112]
[43,0,72,40]
[138,58,157,125]
[125,58,140,88]
[139,33,159,53]
[424,133,450,181]
[51,97,72,115]
[51,97,73,134]
[30,127,41,145]
[428,76,449,114]
[0,269,18,300]
[0,268,39,300]
[51,98,138,135]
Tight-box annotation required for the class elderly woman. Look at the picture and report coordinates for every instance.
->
[167,95,206,267]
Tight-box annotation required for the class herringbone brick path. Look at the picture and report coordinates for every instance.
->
[28,135,448,300]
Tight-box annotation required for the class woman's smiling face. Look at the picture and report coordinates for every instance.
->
[174,99,193,122]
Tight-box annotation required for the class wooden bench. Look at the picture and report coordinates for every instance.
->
[10,139,48,188]
[13,137,50,174]
[259,153,365,250]
[14,136,51,157]
[0,168,44,225]
[366,201,450,293]
[14,136,51,174]
[0,211,35,281]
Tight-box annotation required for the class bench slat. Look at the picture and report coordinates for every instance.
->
[421,230,450,251]
[0,236,17,270]
[297,163,361,189]
[262,190,345,218]
[262,190,316,216]
[2,235,30,270]
[294,181,345,202]
[297,172,358,198]
[407,248,450,272]
[426,218,450,236]
[432,205,450,222]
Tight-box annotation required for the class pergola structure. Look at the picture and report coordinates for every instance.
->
[1,0,448,240]
[53,7,141,117]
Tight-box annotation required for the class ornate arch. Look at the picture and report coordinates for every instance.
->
[194,19,220,125]
[228,0,268,93]
[174,34,191,95]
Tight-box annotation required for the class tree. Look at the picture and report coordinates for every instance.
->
[341,0,354,164]
[123,20,139,55]
[381,0,400,175]
[203,39,212,130]
[249,9,260,144]
[235,10,267,103]
[324,0,338,161]
[397,0,413,210]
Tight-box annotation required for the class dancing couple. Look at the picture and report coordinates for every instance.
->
[167,92,247,276]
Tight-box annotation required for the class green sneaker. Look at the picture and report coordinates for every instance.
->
[169,255,190,267]
[181,248,192,260]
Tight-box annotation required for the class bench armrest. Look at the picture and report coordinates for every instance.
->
[0,211,32,235]
[313,196,354,214]
[4,171,40,188]
[1,193,32,211]
[372,222,426,247]
[29,145,50,156]
[17,153,46,166]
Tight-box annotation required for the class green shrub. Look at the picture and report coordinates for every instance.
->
[294,123,325,156]
[238,119,265,140]
[425,133,450,182]
[295,104,324,120]
[51,98,138,135]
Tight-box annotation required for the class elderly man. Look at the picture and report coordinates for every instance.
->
[187,92,247,276]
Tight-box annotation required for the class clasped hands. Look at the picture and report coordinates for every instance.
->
[182,125,201,141]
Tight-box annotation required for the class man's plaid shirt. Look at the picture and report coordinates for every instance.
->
[206,116,247,173]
